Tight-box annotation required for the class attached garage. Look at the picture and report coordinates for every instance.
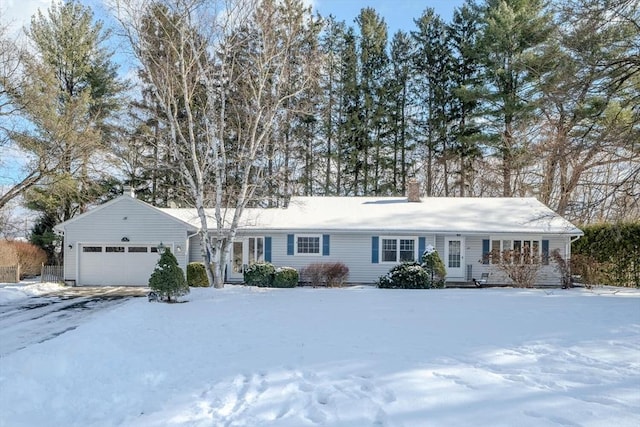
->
[78,244,162,286]
[55,192,197,286]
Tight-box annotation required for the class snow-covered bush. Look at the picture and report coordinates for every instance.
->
[378,262,431,289]
[148,249,189,302]
[244,262,276,287]
[187,262,209,287]
[272,267,299,288]
[422,247,446,288]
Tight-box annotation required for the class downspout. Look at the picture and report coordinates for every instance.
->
[185,230,199,267]
[568,235,582,285]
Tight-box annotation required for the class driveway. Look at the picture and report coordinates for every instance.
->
[0,287,147,358]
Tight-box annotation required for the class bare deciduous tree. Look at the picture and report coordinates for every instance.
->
[115,0,319,287]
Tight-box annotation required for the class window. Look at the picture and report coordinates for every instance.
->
[382,239,397,262]
[106,246,125,253]
[490,238,541,264]
[248,237,264,264]
[399,239,415,262]
[128,247,148,253]
[448,240,461,268]
[83,246,102,253]
[381,238,416,263]
[297,235,320,255]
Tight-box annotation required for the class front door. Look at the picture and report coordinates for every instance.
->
[228,237,265,282]
[444,237,465,279]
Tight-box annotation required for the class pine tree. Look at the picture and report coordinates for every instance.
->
[15,0,124,254]
[148,248,189,302]
[476,0,553,196]
[356,8,388,195]
[448,3,482,196]
[412,8,452,196]
[388,30,415,195]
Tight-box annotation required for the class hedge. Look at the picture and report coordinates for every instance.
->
[572,222,639,287]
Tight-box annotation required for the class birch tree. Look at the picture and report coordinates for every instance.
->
[116,0,319,287]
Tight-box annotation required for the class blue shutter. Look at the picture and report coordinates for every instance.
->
[264,237,272,263]
[482,239,490,264]
[322,234,330,256]
[287,234,294,256]
[418,237,426,259]
[372,236,379,264]
[542,239,549,265]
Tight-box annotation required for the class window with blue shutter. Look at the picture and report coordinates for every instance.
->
[322,234,330,256]
[287,234,294,256]
[264,237,272,262]
[372,236,379,264]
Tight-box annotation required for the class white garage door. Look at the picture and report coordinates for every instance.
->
[78,244,162,286]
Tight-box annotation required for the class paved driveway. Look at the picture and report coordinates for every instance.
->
[0,287,147,358]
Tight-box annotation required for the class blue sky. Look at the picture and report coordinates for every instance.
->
[313,0,466,34]
[1,0,466,187]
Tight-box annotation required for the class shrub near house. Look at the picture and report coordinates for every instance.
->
[243,263,299,288]
[148,249,189,302]
[187,262,209,287]
[378,248,446,289]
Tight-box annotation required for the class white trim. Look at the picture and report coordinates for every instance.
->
[444,236,466,279]
[295,234,322,256]
[379,236,417,264]
[55,195,198,233]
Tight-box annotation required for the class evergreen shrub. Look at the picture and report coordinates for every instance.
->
[272,267,299,288]
[378,262,430,289]
[148,248,189,302]
[244,262,275,287]
[572,222,640,287]
[422,247,446,288]
[187,262,209,287]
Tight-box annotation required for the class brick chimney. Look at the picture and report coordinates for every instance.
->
[407,178,420,202]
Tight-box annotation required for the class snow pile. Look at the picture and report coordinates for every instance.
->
[0,281,66,304]
[1,286,639,426]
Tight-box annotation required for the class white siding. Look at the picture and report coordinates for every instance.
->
[467,235,572,287]
[62,197,192,285]
[264,233,435,284]
[183,230,573,287]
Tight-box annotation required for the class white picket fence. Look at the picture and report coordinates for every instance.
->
[41,265,64,283]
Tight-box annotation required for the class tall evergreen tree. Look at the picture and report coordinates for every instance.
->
[448,3,483,196]
[11,0,124,255]
[356,8,388,195]
[387,30,415,195]
[412,8,452,196]
[337,26,362,196]
[318,16,347,195]
[475,0,553,196]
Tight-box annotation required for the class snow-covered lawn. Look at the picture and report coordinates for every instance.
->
[1,285,639,427]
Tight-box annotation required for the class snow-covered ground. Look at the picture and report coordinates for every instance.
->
[0,285,638,427]
[0,282,132,357]
[0,280,66,303]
